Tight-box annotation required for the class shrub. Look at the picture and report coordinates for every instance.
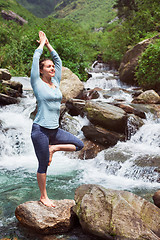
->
[135,40,160,89]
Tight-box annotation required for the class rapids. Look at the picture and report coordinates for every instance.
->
[0,67,160,239]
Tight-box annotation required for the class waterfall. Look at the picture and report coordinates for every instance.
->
[0,71,160,238]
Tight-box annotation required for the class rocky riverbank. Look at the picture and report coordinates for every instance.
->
[15,184,160,240]
[2,63,160,240]
[0,69,23,105]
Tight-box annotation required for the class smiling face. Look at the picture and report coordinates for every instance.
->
[40,59,55,80]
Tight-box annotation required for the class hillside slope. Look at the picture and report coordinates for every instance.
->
[15,0,116,29]
[0,0,36,21]
[53,0,116,29]
[16,0,59,18]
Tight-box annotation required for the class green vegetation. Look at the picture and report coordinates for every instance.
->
[16,0,116,29]
[53,0,116,30]
[135,39,160,89]
[0,0,160,88]
[0,0,36,21]
[16,0,59,18]
[0,7,100,80]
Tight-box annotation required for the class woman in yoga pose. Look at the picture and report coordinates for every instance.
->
[31,31,84,207]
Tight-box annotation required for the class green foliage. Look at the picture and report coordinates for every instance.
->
[53,0,117,30]
[98,25,132,65]
[0,0,36,21]
[0,10,99,80]
[0,82,7,94]
[0,0,160,88]
[101,0,160,67]
[16,0,59,18]
[135,40,160,89]
[113,0,137,19]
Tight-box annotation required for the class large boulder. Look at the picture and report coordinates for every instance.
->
[60,67,84,100]
[73,184,160,240]
[119,34,160,85]
[15,199,76,234]
[84,101,127,134]
[82,125,125,147]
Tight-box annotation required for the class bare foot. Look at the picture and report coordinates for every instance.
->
[40,197,55,207]
[48,145,56,166]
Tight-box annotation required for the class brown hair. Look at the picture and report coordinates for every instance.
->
[39,59,51,76]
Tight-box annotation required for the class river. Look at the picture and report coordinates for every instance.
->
[0,66,160,239]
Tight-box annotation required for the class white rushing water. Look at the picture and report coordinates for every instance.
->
[1,71,160,239]
[0,74,160,194]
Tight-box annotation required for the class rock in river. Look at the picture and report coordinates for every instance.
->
[15,199,77,234]
[73,184,160,240]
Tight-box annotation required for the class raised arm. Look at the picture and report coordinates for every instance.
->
[30,48,42,88]
[46,41,62,84]
[30,31,46,88]
[31,31,62,87]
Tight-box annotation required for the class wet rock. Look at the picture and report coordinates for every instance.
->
[78,139,105,159]
[77,88,100,100]
[153,190,160,208]
[127,114,144,139]
[131,88,143,97]
[15,199,77,234]
[115,103,146,119]
[1,10,28,25]
[60,112,81,136]
[60,67,84,100]
[73,184,160,240]
[66,99,85,117]
[0,93,19,105]
[84,101,127,134]
[0,68,11,80]
[2,80,23,94]
[119,33,160,85]
[82,125,125,147]
[132,90,160,104]
[92,61,109,72]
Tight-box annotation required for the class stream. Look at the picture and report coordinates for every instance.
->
[0,65,160,239]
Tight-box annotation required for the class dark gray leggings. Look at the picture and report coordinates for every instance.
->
[31,123,84,173]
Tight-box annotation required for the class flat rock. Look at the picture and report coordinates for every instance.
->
[15,199,76,234]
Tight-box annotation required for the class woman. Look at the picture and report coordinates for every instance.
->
[31,31,84,207]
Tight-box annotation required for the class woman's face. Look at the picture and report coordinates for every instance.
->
[40,60,55,79]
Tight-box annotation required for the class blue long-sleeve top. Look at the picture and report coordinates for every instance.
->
[31,48,62,129]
